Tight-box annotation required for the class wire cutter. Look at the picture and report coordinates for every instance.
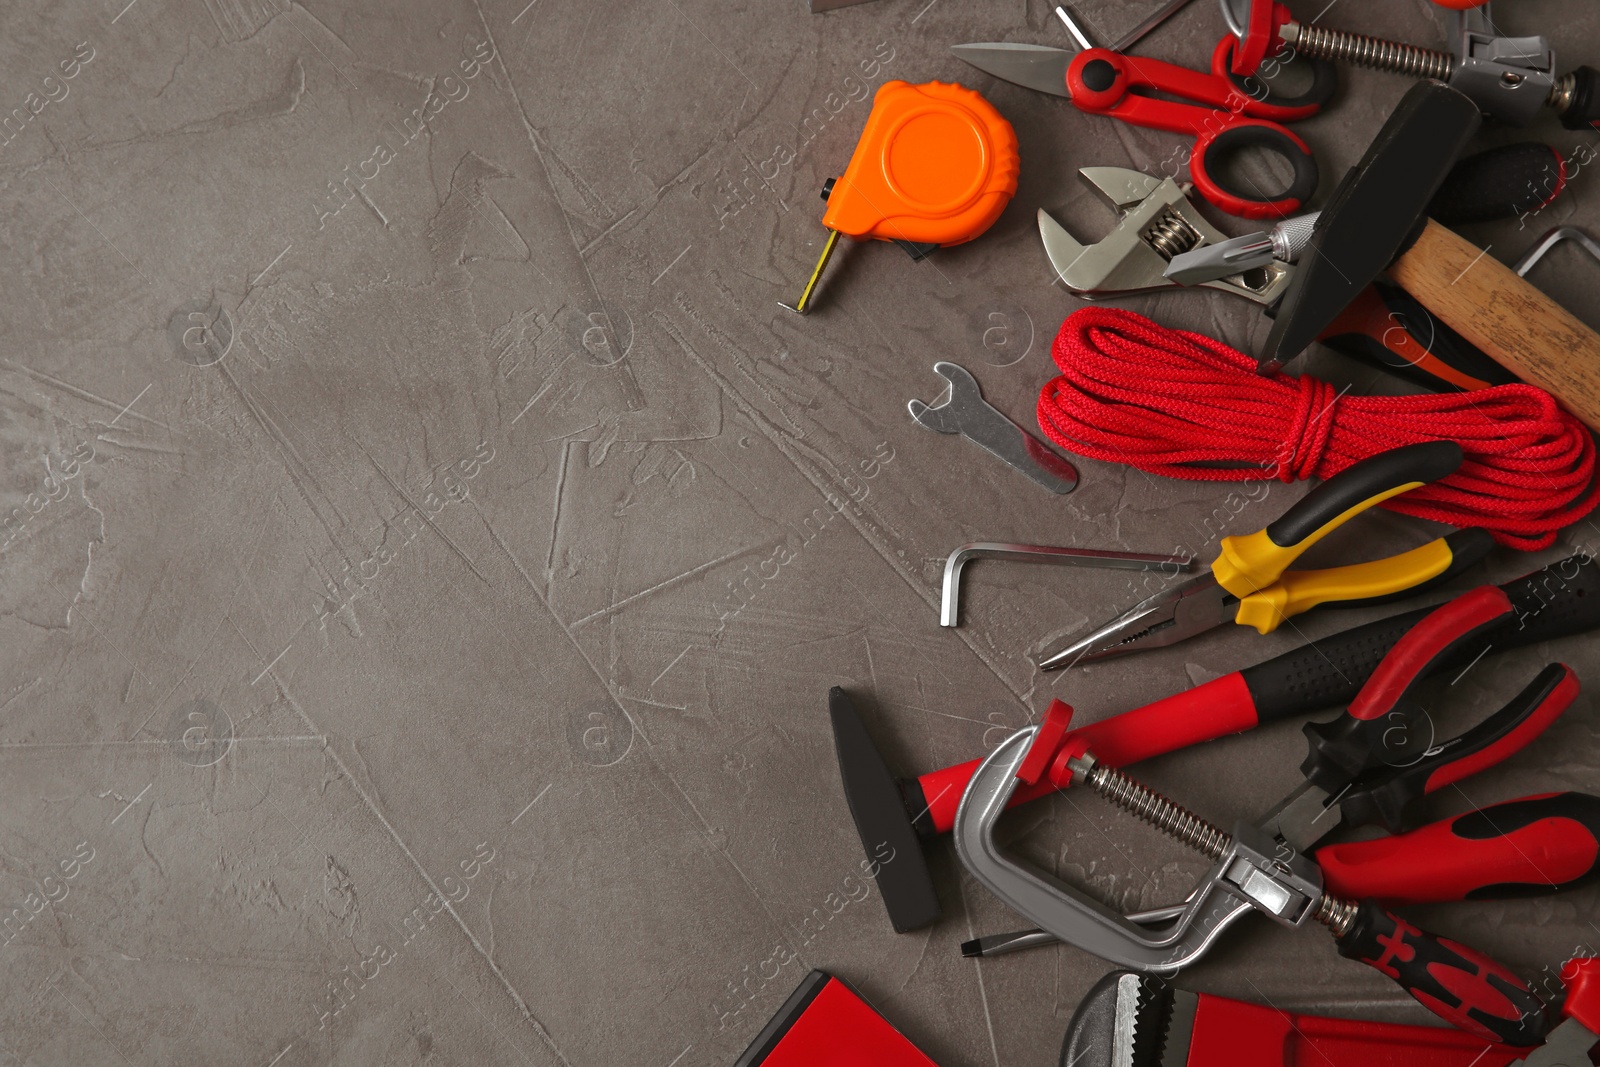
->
[1040,440,1495,670]
[951,34,1336,217]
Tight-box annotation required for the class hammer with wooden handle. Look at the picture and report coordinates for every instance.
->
[1260,81,1600,433]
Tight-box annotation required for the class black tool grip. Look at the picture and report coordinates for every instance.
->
[1559,67,1600,131]
[1335,663,1579,833]
[1194,123,1320,211]
[1240,554,1600,725]
[1222,42,1339,109]
[1336,902,1551,1047]
[1428,142,1569,226]
[1264,441,1463,549]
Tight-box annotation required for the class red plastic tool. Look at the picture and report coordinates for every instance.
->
[1184,989,1522,1067]
[734,970,938,1067]
[1067,37,1329,217]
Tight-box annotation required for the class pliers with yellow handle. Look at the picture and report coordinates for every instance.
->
[1038,441,1495,670]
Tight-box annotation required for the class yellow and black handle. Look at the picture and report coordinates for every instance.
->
[1211,441,1491,633]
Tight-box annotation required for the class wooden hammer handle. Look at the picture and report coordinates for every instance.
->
[1387,220,1600,431]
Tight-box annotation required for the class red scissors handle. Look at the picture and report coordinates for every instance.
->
[1066,37,1335,218]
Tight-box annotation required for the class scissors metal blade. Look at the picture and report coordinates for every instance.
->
[951,43,1074,99]
[1037,572,1235,669]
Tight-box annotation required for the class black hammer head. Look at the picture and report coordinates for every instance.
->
[1260,82,1483,372]
[827,687,941,933]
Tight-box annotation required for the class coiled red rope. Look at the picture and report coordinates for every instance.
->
[1036,308,1599,551]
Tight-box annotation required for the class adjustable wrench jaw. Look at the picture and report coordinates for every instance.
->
[953,726,1254,974]
[1039,167,1294,305]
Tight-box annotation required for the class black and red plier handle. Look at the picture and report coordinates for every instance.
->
[1065,36,1336,218]
[1300,585,1579,833]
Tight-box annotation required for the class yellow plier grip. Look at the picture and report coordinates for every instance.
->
[1211,441,1488,634]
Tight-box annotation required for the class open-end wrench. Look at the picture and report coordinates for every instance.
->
[908,362,1079,495]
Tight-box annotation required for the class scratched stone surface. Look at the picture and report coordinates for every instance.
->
[1,0,1598,1064]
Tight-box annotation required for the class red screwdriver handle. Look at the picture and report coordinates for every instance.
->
[1336,903,1550,1047]
[1319,792,1600,905]
[1335,663,1579,833]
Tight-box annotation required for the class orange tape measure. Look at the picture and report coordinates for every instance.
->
[781,80,1019,314]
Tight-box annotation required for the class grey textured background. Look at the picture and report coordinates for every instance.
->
[2,0,1598,1064]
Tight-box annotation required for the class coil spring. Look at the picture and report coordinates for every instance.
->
[1083,765,1231,860]
[1313,894,1359,937]
[1144,211,1202,260]
[1292,24,1454,81]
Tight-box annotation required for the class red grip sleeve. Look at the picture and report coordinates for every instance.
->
[1423,666,1579,793]
[1051,671,1260,779]
[915,673,1261,835]
[1318,793,1600,905]
[1348,587,1511,722]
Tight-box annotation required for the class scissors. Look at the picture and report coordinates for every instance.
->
[952,35,1336,218]
[1038,441,1497,668]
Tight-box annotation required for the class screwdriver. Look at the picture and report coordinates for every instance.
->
[781,80,1020,314]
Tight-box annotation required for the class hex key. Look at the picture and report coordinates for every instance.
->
[941,542,1193,628]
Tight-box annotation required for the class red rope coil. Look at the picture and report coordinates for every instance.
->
[1036,308,1599,551]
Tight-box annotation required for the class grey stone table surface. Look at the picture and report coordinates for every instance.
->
[2,0,1598,1064]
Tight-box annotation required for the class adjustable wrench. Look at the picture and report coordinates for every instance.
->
[908,362,1079,494]
[1038,166,1295,304]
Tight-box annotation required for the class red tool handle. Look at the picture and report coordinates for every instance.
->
[1302,587,1514,793]
[1334,663,1579,834]
[911,557,1600,836]
[1319,792,1600,905]
[1183,987,1520,1067]
[1336,904,1550,1047]
[1065,37,1329,218]
[1350,587,1512,722]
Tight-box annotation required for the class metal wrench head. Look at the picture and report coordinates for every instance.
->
[905,361,979,435]
[1039,167,1294,305]
[952,726,1254,974]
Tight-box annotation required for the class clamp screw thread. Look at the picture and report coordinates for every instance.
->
[1313,893,1359,937]
[1291,23,1454,81]
[1083,765,1232,860]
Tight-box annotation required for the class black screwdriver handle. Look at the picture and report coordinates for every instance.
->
[1336,902,1551,1047]
[1428,142,1569,226]
[1239,554,1600,726]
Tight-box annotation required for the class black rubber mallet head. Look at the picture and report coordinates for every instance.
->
[1261,80,1600,433]
[827,687,941,933]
